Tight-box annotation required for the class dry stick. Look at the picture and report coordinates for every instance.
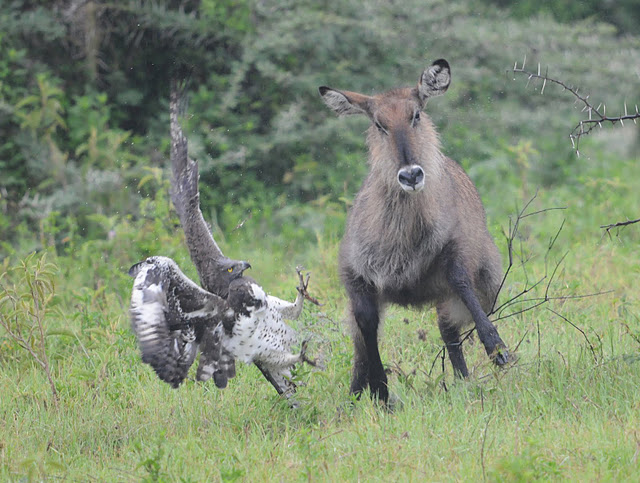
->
[601,218,640,236]
[496,249,568,320]
[449,196,609,377]
[512,328,530,354]
[512,59,640,232]
[490,192,541,314]
[489,202,570,324]
[490,192,567,317]
[480,404,495,483]
[547,308,599,363]
[511,58,640,156]
[492,290,613,323]
[428,346,446,377]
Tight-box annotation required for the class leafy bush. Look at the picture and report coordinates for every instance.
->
[0,252,60,409]
[1,0,639,256]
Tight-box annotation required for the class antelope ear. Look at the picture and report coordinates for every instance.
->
[318,86,371,117]
[417,59,451,105]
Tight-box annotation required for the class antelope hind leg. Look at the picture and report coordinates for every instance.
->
[436,304,470,378]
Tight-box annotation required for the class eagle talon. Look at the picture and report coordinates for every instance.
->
[295,266,309,293]
[295,267,323,306]
[299,339,318,367]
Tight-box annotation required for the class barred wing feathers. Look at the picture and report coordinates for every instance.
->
[196,324,236,388]
[129,256,228,388]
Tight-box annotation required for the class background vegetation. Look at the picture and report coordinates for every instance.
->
[1,0,639,480]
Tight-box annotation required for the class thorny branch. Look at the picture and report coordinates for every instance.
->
[511,58,640,233]
[511,56,640,157]
[431,193,610,379]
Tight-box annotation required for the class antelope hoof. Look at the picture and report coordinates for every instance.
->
[491,346,509,366]
[369,380,389,404]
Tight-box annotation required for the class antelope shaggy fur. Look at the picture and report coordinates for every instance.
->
[319,59,508,403]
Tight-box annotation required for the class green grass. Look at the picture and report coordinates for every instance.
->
[2,153,640,481]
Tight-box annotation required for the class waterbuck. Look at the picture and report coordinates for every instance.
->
[319,59,508,403]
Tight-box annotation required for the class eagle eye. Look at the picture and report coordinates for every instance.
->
[227,267,233,273]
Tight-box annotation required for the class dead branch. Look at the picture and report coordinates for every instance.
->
[511,57,640,156]
[547,308,600,363]
[443,194,610,378]
[512,59,639,234]
[600,217,640,236]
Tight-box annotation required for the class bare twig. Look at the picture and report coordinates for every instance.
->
[547,308,599,363]
[492,290,613,323]
[453,195,609,375]
[428,345,446,377]
[480,404,495,482]
[487,194,568,325]
[600,218,640,236]
[511,57,640,156]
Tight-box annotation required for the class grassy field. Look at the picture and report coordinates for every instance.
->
[1,151,640,481]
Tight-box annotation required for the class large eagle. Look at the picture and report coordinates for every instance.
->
[129,256,316,404]
[128,80,318,404]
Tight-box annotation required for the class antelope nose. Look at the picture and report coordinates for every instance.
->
[398,166,425,188]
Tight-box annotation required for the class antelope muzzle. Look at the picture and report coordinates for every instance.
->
[397,165,425,193]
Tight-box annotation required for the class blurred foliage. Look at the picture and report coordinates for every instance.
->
[482,0,640,35]
[0,0,639,259]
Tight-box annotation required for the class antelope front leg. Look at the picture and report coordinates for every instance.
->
[446,261,508,366]
[346,278,388,403]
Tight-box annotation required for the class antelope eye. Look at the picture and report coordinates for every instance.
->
[227,268,233,273]
[374,121,387,134]
[412,111,421,124]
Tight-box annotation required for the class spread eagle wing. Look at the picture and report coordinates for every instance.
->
[129,256,230,388]
[169,80,252,389]
[169,79,250,298]
[196,323,236,388]
[166,81,320,405]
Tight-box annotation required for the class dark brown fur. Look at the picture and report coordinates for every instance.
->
[319,60,508,402]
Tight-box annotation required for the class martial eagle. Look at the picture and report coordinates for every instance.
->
[129,256,316,404]
[128,80,319,404]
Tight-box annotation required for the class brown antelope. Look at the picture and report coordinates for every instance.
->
[319,59,508,403]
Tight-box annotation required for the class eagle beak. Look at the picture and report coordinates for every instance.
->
[240,261,251,273]
[128,261,144,277]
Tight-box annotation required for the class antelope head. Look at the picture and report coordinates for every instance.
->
[319,59,451,194]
